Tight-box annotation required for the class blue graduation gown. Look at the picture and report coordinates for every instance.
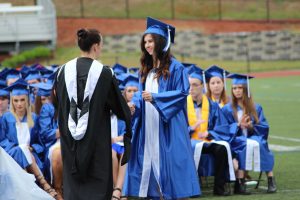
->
[0,112,44,170]
[222,103,274,172]
[38,102,59,182]
[124,58,200,199]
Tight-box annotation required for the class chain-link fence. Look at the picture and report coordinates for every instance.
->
[2,0,300,21]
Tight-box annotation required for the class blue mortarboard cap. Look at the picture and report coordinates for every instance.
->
[116,73,128,90]
[124,74,139,88]
[20,65,30,75]
[0,81,9,97]
[112,63,127,75]
[144,17,175,52]
[30,82,52,97]
[205,65,229,79]
[128,67,139,74]
[227,73,254,98]
[24,69,41,81]
[5,78,29,96]
[4,69,21,80]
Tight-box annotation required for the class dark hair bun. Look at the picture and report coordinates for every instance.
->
[77,29,88,39]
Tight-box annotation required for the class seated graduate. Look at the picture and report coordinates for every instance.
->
[0,146,54,200]
[205,65,230,108]
[0,79,57,198]
[32,82,63,200]
[222,73,277,194]
[187,66,235,196]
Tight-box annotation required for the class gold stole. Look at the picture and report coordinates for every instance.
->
[212,96,225,108]
[187,94,211,141]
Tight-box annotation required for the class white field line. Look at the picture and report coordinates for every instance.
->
[269,144,300,152]
[270,135,300,143]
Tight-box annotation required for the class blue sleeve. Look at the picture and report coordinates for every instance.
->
[0,115,16,151]
[30,114,44,154]
[208,103,234,143]
[131,91,142,119]
[253,104,269,140]
[38,104,57,145]
[221,104,240,137]
[151,66,189,122]
[117,119,126,136]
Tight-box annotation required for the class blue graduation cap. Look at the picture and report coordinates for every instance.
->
[188,65,207,93]
[124,74,139,88]
[0,68,9,86]
[116,73,128,90]
[24,69,41,81]
[112,63,128,75]
[45,72,56,84]
[20,65,30,76]
[0,81,9,97]
[144,17,175,52]
[30,82,52,97]
[5,78,29,96]
[3,69,21,81]
[205,65,230,90]
[227,73,254,98]
[128,67,139,74]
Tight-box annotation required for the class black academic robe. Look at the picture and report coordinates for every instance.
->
[54,58,132,200]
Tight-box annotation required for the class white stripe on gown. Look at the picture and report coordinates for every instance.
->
[139,70,161,197]
[237,110,261,171]
[16,122,32,165]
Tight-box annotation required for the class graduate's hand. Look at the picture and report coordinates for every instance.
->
[128,102,135,115]
[240,115,249,129]
[55,129,60,139]
[191,119,206,130]
[198,131,209,139]
[28,146,33,152]
[142,91,153,102]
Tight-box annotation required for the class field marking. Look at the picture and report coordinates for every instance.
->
[269,144,300,152]
[255,97,300,102]
[270,135,300,143]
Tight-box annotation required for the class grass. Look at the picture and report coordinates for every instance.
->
[2,0,300,20]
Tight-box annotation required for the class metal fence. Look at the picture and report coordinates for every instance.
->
[2,0,300,21]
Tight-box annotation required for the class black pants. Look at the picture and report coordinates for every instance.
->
[202,143,228,193]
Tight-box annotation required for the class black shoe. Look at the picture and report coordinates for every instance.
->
[267,176,277,193]
[214,190,231,196]
[214,183,231,196]
[234,178,251,195]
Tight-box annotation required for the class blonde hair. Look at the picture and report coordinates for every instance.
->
[10,95,34,128]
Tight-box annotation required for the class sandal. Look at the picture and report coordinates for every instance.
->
[36,175,58,198]
[112,188,122,200]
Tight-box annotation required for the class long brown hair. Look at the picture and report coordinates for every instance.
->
[206,77,228,105]
[140,33,171,83]
[231,84,259,123]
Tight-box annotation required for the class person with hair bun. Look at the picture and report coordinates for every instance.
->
[53,28,132,200]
